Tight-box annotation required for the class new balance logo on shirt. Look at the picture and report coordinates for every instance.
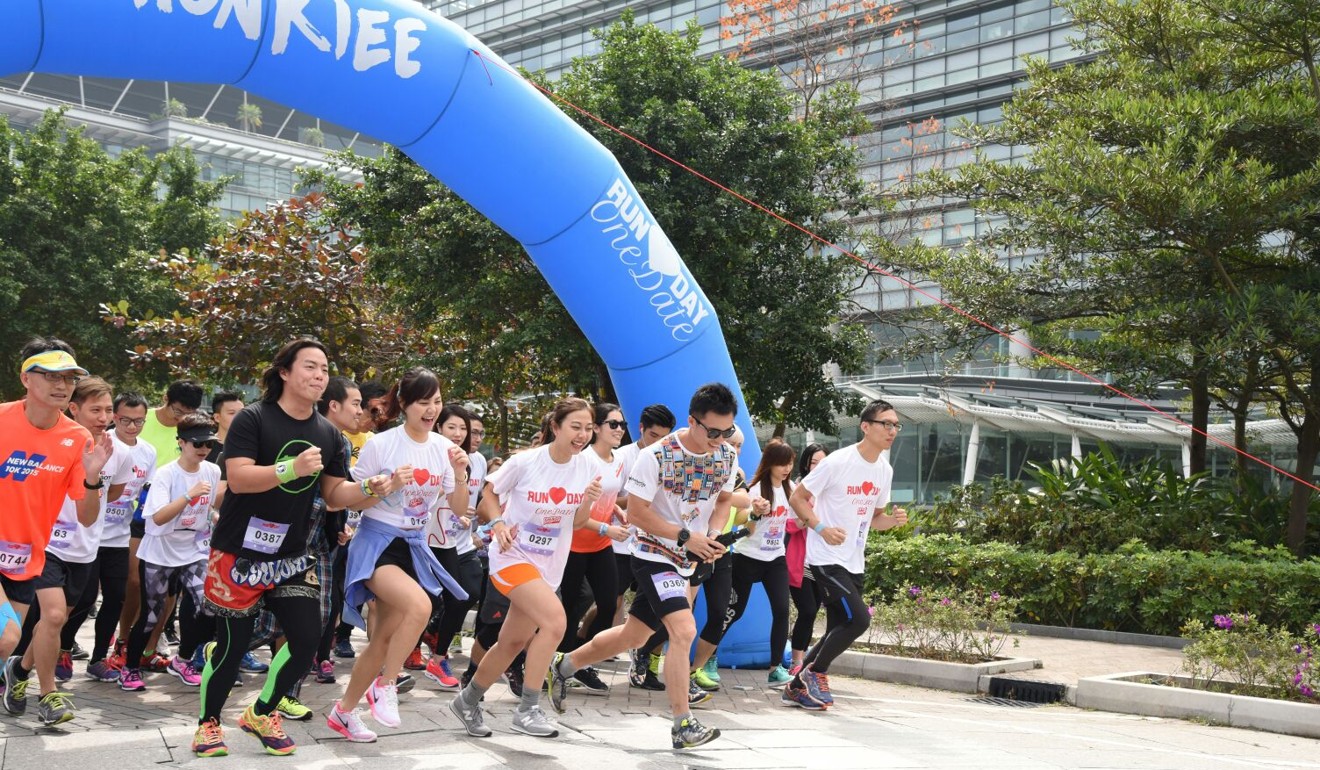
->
[0,451,66,482]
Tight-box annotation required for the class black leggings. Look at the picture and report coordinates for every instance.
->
[698,559,733,646]
[427,547,483,654]
[199,593,321,722]
[789,581,819,652]
[64,546,130,662]
[557,546,618,652]
[726,554,790,667]
[800,568,868,675]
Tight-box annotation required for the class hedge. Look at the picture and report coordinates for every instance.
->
[863,535,1320,637]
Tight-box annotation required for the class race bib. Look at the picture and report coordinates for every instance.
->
[0,541,32,575]
[243,518,290,554]
[518,522,561,557]
[857,518,870,548]
[105,501,131,525]
[179,512,200,530]
[650,570,687,603]
[760,526,783,552]
[195,527,211,551]
[403,497,428,529]
[49,525,74,550]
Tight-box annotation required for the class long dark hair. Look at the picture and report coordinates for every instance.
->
[383,367,441,424]
[796,442,827,482]
[749,439,795,504]
[260,337,327,404]
[437,403,472,453]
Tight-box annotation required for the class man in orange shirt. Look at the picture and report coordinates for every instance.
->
[0,339,113,659]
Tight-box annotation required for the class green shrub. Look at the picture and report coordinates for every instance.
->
[864,586,1019,663]
[864,534,1320,636]
[1181,613,1319,702]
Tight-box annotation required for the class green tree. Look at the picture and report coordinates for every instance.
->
[0,110,224,397]
[104,193,429,386]
[879,0,1320,553]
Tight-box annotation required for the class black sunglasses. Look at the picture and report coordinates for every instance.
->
[599,419,627,430]
[693,417,737,440]
[189,439,218,450]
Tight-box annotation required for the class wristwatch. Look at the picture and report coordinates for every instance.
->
[675,528,691,547]
[275,461,290,478]
[83,478,105,490]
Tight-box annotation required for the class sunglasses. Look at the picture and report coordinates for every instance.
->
[599,419,627,430]
[693,417,737,440]
[188,439,218,450]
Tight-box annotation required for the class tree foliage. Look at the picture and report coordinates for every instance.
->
[315,14,873,438]
[877,0,1320,553]
[0,110,224,397]
[104,193,427,386]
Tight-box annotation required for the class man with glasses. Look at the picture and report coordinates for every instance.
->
[782,399,908,711]
[140,380,205,470]
[67,392,156,682]
[548,384,738,750]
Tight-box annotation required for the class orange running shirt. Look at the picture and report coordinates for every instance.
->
[0,400,90,580]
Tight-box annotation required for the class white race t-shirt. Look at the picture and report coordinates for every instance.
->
[103,434,156,548]
[801,445,892,574]
[352,427,457,531]
[486,445,595,590]
[627,431,737,576]
[46,446,134,564]
[453,451,487,555]
[138,460,221,568]
[734,481,793,562]
[611,441,642,555]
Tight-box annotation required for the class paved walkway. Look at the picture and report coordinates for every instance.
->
[1,626,1315,768]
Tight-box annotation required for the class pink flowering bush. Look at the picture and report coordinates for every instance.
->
[866,586,1018,663]
[1181,613,1320,702]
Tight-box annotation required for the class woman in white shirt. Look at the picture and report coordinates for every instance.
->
[330,368,468,742]
[449,397,601,740]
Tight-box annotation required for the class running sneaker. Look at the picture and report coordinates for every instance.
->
[449,634,464,655]
[546,652,569,714]
[192,717,228,757]
[639,669,666,691]
[239,651,269,674]
[37,691,76,726]
[627,649,646,688]
[568,666,609,695]
[767,664,793,688]
[106,642,127,672]
[86,660,120,683]
[448,694,492,738]
[164,623,180,646]
[788,662,802,676]
[365,677,401,727]
[671,715,720,749]
[191,644,209,671]
[511,704,558,737]
[167,655,202,687]
[460,662,476,689]
[395,672,416,694]
[687,679,713,707]
[276,695,313,721]
[504,663,524,697]
[780,683,824,710]
[315,660,336,684]
[334,638,356,658]
[3,656,29,715]
[702,654,721,685]
[798,666,833,707]
[55,649,74,683]
[119,668,146,692]
[327,703,377,743]
[691,668,720,692]
[403,646,426,671]
[424,655,460,690]
[239,703,296,756]
[420,631,440,656]
[140,653,169,673]
[70,642,90,661]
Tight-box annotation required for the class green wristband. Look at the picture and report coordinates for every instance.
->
[275,461,298,484]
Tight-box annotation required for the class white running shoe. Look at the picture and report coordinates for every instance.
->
[365,677,401,728]
[327,704,378,743]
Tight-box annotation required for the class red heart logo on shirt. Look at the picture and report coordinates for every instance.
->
[549,487,567,505]
[413,469,431,485]
[861,481,875,496]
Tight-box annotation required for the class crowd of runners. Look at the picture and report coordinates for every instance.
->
[0,334,907,756]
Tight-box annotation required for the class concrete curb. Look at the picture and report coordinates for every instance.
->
[1075,672,1320,739]
[831,649,1041,693]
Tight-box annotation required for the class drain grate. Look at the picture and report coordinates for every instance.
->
[985,676,1066,704]
[966,696,1045,708]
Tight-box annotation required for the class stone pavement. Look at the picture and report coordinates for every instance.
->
[2,629,1317,769]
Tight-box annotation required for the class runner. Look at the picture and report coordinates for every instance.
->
[555,402,630,695]
[192,337,385,758]
[334,382,377,660]
[786,442,827,672]
[207,391,244,463]
[118,413,221,693]
[449,397,601,740]
[726,439,796,686]
[783,400,907,711]
[69,392,156,682]
[4,375,130,725]
[547,383,738,750]
[420,404,485,691]
[329,368,469,742]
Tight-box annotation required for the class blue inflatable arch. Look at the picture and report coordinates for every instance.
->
[3,0,762,470]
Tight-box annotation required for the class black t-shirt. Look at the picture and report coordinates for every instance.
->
[212,401,350,560]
